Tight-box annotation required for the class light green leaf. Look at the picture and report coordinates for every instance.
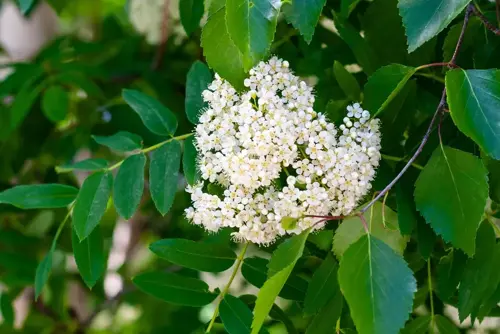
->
[414,146,488,256]
[363,64,416,117]
[401,316,431,334]
[333,202,407,258]
[305,293,343,334]
[338,235,416,334]
[0,184,78,209]
[185,61,212,124]
[201,8,246,90]
[132,271,217,306]
[92,131,143,152]
[122,89,178,136]
[398,0,471,52]
[114,154,146,219]
[149,140,181,215]
[220,294,254,334]
[73,172,113,241]
[226,0,281,70]
[434,315,459,334]
[446,69,500,159]
[34,250,53,300]
[0,292,14,326]
[179,0,204,35]
[183,136,200,185]
[71,226,105,289]
[282,0,326,44]
[56,158,108,174]
[304,254,339,315]
[333,61,361,100]
[251,231,310,333]
[41,85,69,122]
[149,238,236,272]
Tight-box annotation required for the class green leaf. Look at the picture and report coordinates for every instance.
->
[0,292,14,326]
[304,254,339,315]
[185,61,213,124]
[41,85,69,122]
[396,182,417,235]
[338,235,416,334]
[341,0,361,17]
[132,271,217,306]
[416,218,436,260]
[333,202,407,258]
[305,294,343,334]
[363,64,416,117]
[458,222,500,321]
[17,0,37,15]
[149,238,236,272]
[398,0,471,52]
[122,89,178,136]
[114,154,146,219]
[92,131,143,152]
[201,8,246,90]
[446,69,500,159]
[434,315,459,334]
[0,184,78,209]
[179,0,204,35]
[226,0,280,70]
[251,231,309,333]
[149,140,181,215]
[282,0,326,44]
[71,226,105,289]
[220,294,254,334]
[241,257,307,301]
[34,250,53,300]
[333,61,361,100]
[485,157,500,203]
[401,316,431,334]
[436,250,467,302]
[183,136,200,185]
[55,158,108,173]
[414,146,488,256]
[73,172,113,241]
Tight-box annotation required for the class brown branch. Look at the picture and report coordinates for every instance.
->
[151,0,170,71]
[472,4,500,35]
[360,4,474,215]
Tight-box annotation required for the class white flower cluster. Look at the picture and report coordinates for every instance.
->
[185,57,381,245]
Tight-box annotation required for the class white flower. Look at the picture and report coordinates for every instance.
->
[185,57,382,245]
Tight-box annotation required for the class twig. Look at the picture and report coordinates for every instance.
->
[472,4,500,35]
[151,0,170,70]
[357,213,369,233]
[360,4,474,214]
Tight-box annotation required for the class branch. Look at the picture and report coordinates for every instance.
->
[151,0,170,71]
[472,4,500,35]
[359,4,474,214]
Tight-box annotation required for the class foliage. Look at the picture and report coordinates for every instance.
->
[1,0,500,333]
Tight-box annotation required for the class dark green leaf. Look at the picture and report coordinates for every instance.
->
[183,136,200,185]
[396,182,417,235]
[73,172,113,241]
[114,154,146,219]
[333,61,361,100]
[401,316,431,334]
[56,158,108,174]
[0,293,14,326]
[0,184,78,209]
[434,315,459,334]
[17,0,37,15]
[179,0,204,35]
[437,250,467,302]
[398,0,471,52]
[34,250,53,300]
[282,0,326,44]
[241,257,307,301]
[363,64,416,117]
[122,89,178,136]
[305,294,343,334]
[149,140,181,215]
[414,146,488,256]
[92,131,143,152]
[333,202,407,258]
[149,238,236,272]
[485,157,500,203]
[304,254,339,315]
[338,235,416,334]
[220,294,253,334]
[201,8,246,90]
[185,61,212,124]
[226,0,280,70]
[341,0,361,17]
[268,230,310,276]
[41,85,69,122]
[132,271,217,306]
[71,226,105,289]
[446,69,500,159]
[416,218,436,260]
